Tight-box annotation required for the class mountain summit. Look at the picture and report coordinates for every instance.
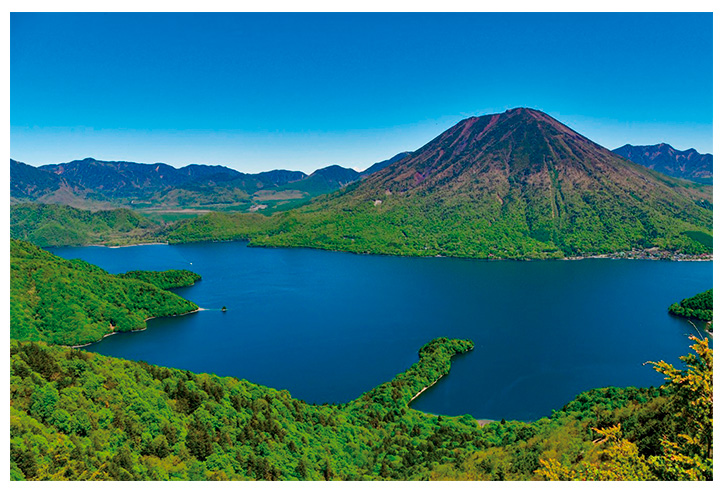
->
[364,107,660,193]
[251,108,712,259]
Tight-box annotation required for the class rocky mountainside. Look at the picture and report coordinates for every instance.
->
[361,152,412,177]
[612,143,712,183]
[11,159,84,201]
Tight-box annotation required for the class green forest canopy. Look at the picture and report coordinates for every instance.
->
[10,239,199,346]
[117,270,201,290]
[668,289,713,323]
[9,335,712,480]
[11,198,713,259]
[10,203,164,247]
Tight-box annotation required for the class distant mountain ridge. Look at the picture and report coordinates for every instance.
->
[10,154,404,213]
[11,159,74,200]
[612,143,712,183]
[37,157,304,197]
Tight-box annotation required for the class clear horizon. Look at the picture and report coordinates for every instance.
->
[11,12,713,174]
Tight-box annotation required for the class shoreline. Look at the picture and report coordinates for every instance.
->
[408,374,444,405]
[174,240,715,262]
[69,307,201,349]
[562,251,713,262]
[107,242,169,249]
[81,241,170,249]
[57,237,713,262]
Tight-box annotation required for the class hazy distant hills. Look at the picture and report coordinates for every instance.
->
[612,143,713,184]
[179,108,711,259]
[10,154,407,213]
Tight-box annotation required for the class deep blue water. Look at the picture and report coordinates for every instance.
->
[50,242,712,421]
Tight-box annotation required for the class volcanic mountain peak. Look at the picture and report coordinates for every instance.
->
[484,107,583,139]
[431,108,589,159]
[365,108,618,195]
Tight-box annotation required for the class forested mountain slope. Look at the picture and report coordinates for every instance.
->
[9,335,712,480]
[10,203,163,247]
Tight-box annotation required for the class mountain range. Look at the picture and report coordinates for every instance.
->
[167,108,712,259]
[10,153,410,214]
[612,143,712,184]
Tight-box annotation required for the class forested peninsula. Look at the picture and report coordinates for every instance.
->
[117,269,201,290]
[668,289,713,325]
[10,240,200,347]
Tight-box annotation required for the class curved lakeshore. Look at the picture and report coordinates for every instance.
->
[69,307,203,349]
[408,374,445,404]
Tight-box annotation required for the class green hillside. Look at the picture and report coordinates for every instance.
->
[9,336,712,480]
[10,203,164,247]
[10,239,199,346]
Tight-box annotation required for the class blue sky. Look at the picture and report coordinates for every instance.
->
[10,12,713,173]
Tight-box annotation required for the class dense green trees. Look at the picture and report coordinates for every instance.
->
[535,336,713,481]
[11,203,164,247]
[161,189,712,259]
[9,335,713,481]
[647,337,713,480]
[10,240,199,346]
[118,270,201,290]
[668,289,713,323]
[12,190,711,259]
[10,337,478,480]
[165,211,271,244]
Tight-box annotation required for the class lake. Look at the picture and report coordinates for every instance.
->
[50,241,712,421]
